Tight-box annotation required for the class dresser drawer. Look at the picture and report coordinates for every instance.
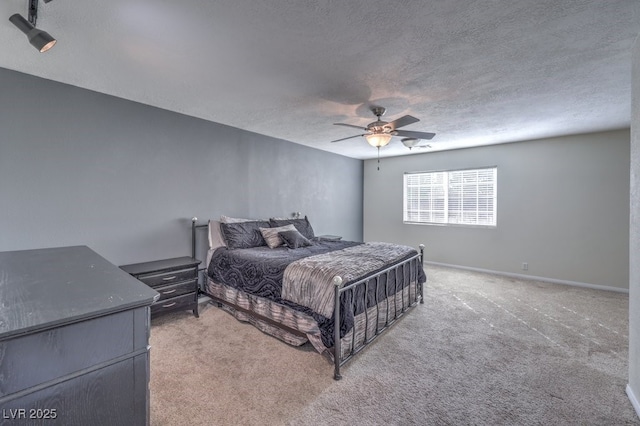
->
[0,308,148,398]
[155,279,197,301]
[151,293,196,316]
[137,267,196,287]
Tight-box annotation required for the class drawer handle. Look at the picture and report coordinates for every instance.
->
[162,289,177,295]
[161,302,177,308]
[162,276,177,281]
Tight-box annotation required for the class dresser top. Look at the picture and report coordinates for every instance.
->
[0,245,159,340]
[120,256,201,276]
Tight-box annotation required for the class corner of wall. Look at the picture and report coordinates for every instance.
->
[628,31,640,420]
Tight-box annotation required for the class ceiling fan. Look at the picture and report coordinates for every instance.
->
[331,106,436,148]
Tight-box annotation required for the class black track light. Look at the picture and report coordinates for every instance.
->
[9,0,56,53]
[9,13,56,52]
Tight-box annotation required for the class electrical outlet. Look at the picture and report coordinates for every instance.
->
[522,262,528,271]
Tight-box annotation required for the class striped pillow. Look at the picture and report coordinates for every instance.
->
[260,224,296,249]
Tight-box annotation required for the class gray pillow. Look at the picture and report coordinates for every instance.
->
[269,216,315,240]
[279,229,312,249]
[220,221,270,249]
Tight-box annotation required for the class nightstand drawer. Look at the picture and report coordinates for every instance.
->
[151,293,196,316]
[137,267,196,287]
[155,280,197,301]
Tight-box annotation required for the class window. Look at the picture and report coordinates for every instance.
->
[403,167,497,226]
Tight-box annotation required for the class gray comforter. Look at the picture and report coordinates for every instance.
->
[282,242,423,318]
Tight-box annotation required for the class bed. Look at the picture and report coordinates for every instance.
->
[192,215,426,379]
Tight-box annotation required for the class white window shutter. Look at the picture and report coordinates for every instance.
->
[404,167,497,226]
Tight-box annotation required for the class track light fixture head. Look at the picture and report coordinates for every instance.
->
[9,13,56,52]
[9,0,56,53]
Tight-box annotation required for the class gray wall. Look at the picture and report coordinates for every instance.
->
[628,34,640,418]
[364,130,630,291]
[0,68,363,265]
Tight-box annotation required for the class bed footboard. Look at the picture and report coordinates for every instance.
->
[332,244,425,380]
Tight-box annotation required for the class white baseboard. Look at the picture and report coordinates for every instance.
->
[627,384,640,419]
[424,261,629,294]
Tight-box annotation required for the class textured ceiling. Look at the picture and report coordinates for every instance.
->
[1,1,639,159]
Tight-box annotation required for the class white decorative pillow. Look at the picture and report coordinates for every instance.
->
[220,215,257,223]
[208,220,226,250]
[259,224,296,249]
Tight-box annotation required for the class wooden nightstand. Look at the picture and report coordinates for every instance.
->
[120,256,201,318]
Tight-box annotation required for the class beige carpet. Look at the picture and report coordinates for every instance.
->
[149,265,639,425]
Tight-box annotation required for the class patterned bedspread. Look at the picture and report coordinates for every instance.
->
[207,240,360,300]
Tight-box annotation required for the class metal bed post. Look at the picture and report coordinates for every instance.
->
[333,275,343,380]
[419,244,425,304]
[191,217,198,259]
[191,217,211,292]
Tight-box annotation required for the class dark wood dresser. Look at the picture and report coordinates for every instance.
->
[120,256,200,318]
[0,246,159,426]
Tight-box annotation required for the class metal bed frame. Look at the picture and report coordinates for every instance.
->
[191,217,425,380]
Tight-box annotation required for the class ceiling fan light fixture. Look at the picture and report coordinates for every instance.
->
[401,138,419,148]
[365,133,392,148]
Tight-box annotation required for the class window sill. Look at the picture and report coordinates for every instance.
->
[403,221,496,229]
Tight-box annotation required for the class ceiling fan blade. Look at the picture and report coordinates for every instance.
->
[331,134,365,143]
[395,130,436,140]
[334,123,366,130]
[388,115,419,130]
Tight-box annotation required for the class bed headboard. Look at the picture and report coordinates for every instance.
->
[191,217,209,262]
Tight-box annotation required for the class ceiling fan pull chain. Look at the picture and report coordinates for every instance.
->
[377,146,380,171]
